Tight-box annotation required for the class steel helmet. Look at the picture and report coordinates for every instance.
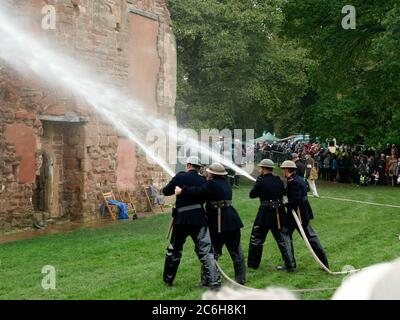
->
[280,160,297,169]
[185,156,203,167]
[257,159,275,168]
[206,163,228,175]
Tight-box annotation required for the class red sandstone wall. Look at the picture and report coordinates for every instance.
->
[128,14,160,114]
[116,138,137,190]
[4,123,37,184]
[0,0,176,233]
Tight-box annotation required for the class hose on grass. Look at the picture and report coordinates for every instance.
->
[214,188,400,292]
[213,208,365,293]
[215,261,337,293]
[290,209,362,275]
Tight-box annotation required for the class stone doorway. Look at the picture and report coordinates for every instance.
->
[32,152,51,212]
[37,116,87,221]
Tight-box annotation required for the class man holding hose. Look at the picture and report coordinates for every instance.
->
[162,156,220,289]
[280,160,329,270]
[247,159,296,272]
[175,162,246,285]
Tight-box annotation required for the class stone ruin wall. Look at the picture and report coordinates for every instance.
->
[0,0,176,234]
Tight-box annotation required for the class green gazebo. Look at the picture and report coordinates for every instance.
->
[253,132,279,143]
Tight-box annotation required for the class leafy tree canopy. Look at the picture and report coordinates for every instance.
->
[169,0,311,137]
[283,0,400,145]
[169,0,400,146]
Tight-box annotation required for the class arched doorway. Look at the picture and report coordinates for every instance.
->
[32,152,51,212]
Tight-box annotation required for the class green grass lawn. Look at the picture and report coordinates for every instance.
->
[0,180,399,300]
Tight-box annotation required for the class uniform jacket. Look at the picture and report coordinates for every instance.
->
[181,176,243,233]
[249,173,288,228]
[285,174,314,224]
[295,159,306,178]
[162,170,207,226]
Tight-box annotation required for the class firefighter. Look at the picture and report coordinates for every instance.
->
[175,163,246,285]
[280,160,329,269]
[247,159,296,272]
[162,156,220,288]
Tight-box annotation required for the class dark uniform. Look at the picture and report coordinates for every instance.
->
[295,159,306,178]
[181,176,246,284]
[248,173,296,269]
[285,174,329,268]
[162,170,220,287]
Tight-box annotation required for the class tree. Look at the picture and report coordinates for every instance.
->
[283,0,400,145]
[169,0,311,137]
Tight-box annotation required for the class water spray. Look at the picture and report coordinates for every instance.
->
[0,5,367,290]
[0,5,254,182]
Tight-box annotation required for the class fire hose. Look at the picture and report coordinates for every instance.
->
[215,261,337,293]
[214,208,362,293]
[289,209,361,275]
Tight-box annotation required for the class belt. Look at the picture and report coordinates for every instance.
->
[210,200,232,234]
[210,200,232,209]
[176,204,202,213]
[260,200,284,208]
[260,200,283,230]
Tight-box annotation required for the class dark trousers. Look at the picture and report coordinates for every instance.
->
[378,170,386,185]
[352,171,360,184]
[248,224,296,269]
[163,224,220,287]
[289,222,329,268]
[234,175,240,186]
[322,167,329,180]
[210,229,246,285]
[342,169,350,183]
[330,169,337,181]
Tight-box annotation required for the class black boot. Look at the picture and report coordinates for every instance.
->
[201,253,221,288]
[305,224,329,269]
[248,225,266,269]
[276,265,296,272]
[248,244,263,269]
[281,229,297,269]
[163,244,181,286]
[198,265,208,288]
[274,227,296,270]
[196,227,221,288]
[312,243,329,269]
[317,253,329,270]
[232,247,246,285]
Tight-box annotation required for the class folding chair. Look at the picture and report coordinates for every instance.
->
[115,190,124,203]
[146,185,165,213]
[118,190,138,219]
[124,190,138,214]
[102,192,118,220]
[143,186,155,214]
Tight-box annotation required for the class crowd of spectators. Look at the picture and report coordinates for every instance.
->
[255,141,400,187]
